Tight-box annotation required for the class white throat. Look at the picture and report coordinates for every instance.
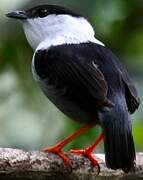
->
[23,14,104,51]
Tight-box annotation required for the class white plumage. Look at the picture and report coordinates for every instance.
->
[23,14,104,51]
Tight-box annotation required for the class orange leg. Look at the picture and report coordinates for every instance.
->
[70,133,104,173]
[41,124,94,165]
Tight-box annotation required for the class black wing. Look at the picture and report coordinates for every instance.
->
[119,68,140,113]
[33,46,111,108]
[100,46,140,114]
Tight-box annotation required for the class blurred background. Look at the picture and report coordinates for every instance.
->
[0,0,142,152]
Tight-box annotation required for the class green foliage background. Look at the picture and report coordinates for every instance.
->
[0,0,142,152]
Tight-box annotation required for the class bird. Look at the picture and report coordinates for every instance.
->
[6,4,140,173]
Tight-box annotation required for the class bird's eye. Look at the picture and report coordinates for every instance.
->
[38,8,49,18]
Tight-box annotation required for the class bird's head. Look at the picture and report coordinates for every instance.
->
[6,5,103,50]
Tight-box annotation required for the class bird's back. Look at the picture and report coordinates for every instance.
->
[32,42,139,124]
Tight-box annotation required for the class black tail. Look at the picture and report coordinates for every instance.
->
[101,105,135,172]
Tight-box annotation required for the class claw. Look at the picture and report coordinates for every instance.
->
[41,147,70,165]
[40,127,103,174]
[40,125,94,166]
[70,149,100,174]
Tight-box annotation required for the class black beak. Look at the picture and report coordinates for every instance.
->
[6,11,28,20]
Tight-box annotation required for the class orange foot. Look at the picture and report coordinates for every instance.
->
[41,125,93,166]
[70,148,100,174]
[70,133,104,174]
[41,146,70,165]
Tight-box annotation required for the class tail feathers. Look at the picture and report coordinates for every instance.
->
[103,115,135,172]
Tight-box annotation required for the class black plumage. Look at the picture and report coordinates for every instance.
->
[33,42,140,172]
[26,4,81,19]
